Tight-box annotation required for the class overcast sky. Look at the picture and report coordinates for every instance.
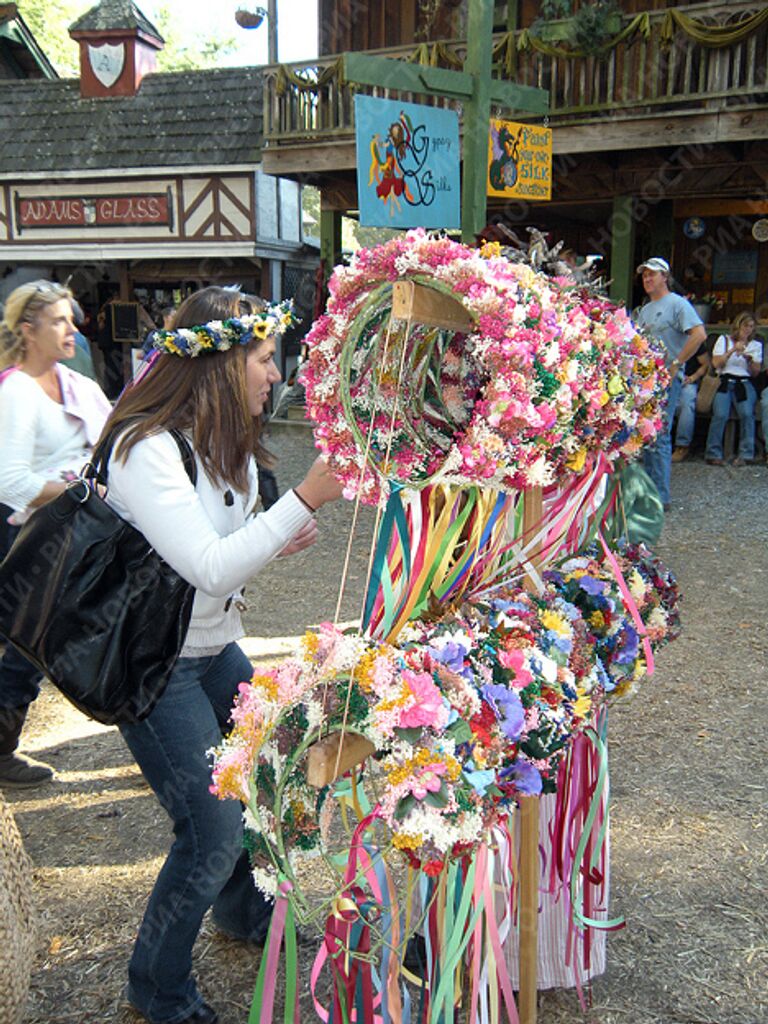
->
[143,0,319,65]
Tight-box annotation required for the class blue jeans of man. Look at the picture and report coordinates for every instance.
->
[674,381,698,449]
[119,643,273,1023]
[643,370,683,507]
[706,378,756,460]
[760,387,768,453]
[0,515,45,716]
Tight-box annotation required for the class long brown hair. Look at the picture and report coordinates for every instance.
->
[102,286,273,493]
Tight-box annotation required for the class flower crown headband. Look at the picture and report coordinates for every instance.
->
[146,299,296,357]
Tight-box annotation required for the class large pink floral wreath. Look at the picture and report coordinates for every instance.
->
[303,230,667,504]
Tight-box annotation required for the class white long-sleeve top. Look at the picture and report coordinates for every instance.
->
[0,365,111,513]
[105,430,312,655]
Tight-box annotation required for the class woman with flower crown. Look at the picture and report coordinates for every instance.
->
[99,286,342,1024]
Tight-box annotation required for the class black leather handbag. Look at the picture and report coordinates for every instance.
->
[0,429,197,725]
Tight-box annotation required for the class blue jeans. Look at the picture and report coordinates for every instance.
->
[0,516,44,713]
[674,381,698,448]
[705,378,756,460]
[643,370,683,506]
[760,388,768,452]
[119,643,273,1023]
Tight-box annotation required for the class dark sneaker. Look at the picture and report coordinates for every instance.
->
[0,752,54,789]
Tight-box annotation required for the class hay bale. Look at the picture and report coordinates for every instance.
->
[0,794,36,1024]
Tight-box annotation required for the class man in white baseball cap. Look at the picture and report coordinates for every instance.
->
[636,257,671,275]
[635,257,707,508]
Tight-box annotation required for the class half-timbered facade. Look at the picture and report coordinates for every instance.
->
[0,0,311,361]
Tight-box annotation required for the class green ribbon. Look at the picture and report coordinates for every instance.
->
[570,725,624,931]
[430,859,482,1023]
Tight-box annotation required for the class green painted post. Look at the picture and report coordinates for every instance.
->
[609,194,636,308]
[320,207,342,280]
[461,0,494,245]
[650,199,674,264]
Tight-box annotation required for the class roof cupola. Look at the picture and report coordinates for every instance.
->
[69,0,164,99]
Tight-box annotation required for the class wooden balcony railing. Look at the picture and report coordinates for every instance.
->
[262,2,768,148]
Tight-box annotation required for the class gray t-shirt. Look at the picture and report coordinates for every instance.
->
[635,292,703,363]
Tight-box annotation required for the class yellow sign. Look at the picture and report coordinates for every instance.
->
[487,119,552,200]
[731,287,755,306]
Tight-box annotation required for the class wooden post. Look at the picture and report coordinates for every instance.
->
[461,0,494,245]
[608,194,636,309]
[519,485,543,1024]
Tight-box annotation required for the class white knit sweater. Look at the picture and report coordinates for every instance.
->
[105,430,312,656]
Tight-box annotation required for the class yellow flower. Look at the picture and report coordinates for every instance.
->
[574,693,592,718]
[589,610,605,629]
[252,321,271,340]
[355,650,378,692]
[565,448,587,472]
[479,240,502,259]
[607,374,625,396]
[301,632,320,663]
[251,673,278,699]
[393,832,423,850]
[540,609,571,636]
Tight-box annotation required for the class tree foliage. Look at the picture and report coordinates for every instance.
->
[19,1,237,77]
[21,0,83,75]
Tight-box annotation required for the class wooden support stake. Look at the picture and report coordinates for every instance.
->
[519,485,543,1024]
[392,280,475,334]
[306,731,376,789]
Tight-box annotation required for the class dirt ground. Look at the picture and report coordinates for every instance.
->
[5,426,767,1024]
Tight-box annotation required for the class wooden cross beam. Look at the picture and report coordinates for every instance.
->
[341,0,549,244]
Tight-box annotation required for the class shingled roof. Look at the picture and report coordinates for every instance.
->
[0,66,263,174]
[69,0,163,42]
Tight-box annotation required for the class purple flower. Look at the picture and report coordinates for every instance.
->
[481,683,525,741]
[509,760,543,796]
[429,641,467,674]
[579,576,606,596]
[614,624,639,665]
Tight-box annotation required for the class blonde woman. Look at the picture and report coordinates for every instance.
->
[0,280,111,787]
[705,311,762,466]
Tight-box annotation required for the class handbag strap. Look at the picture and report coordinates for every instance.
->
[86,426,197,488]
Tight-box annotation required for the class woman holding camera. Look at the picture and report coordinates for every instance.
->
[705,311,762,466]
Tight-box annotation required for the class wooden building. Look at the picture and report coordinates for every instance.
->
[0,0,314,363]
[262,0,768,325]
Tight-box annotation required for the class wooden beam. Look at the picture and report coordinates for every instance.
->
[306,731,376,788]
[609,195,635,309]
[674,197,768,217]
[551,108,768,156]
[344,51,473,98]
[518,484,543,1024]
[392,280,474,333]
[343,51,547,112]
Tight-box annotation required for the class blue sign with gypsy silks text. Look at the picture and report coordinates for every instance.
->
[354,95,460,230]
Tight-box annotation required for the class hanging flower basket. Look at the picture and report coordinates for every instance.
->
[235,6,266,29]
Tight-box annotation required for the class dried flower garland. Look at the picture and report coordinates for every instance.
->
[303,230,667,503]
[211,544,679,886]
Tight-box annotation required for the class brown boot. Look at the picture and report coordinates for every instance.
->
[671,447,689,462]
[0,705,54,789]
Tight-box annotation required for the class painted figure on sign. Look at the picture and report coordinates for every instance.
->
[369,112,416,215]
[488,124,521,191]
